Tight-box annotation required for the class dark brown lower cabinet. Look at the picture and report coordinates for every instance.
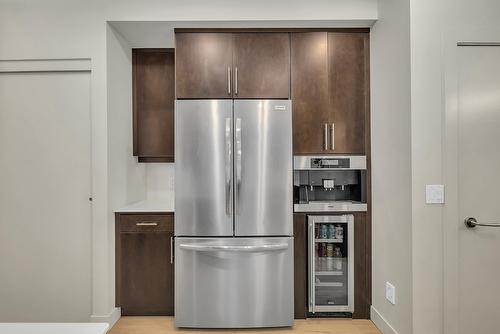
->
[115,213,174,315]
[353,213,370,319]
[293,213,308,319]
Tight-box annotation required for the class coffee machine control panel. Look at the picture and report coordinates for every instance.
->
[311,158,350,169]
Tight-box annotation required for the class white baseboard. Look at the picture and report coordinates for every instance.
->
[90,307,121,330]
[371,306,398,334]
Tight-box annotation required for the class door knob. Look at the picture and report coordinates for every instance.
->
[464,217,500,228]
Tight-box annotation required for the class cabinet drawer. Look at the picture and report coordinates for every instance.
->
[118,214,174,233]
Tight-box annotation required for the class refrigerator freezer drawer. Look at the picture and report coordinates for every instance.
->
[175,237,294,328]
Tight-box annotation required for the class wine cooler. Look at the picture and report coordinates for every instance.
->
[308,215,354,314]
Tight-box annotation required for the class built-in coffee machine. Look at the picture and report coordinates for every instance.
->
[293,155,367,212]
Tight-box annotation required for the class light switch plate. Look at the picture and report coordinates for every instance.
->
[426,184,445,204]
[386,282,396,305]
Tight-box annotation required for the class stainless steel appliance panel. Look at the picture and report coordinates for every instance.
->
[294,155,366,170]
[175,237,294,328]
[234,100,293,236]
[295,201,367,212]
[175,100,233,236]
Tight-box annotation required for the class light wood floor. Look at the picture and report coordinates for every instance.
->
[109,317,381,334]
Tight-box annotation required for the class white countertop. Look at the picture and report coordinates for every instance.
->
[0,323,109,334]
[115,195,174,213]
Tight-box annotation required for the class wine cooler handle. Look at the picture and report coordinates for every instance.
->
[309,221,315,313]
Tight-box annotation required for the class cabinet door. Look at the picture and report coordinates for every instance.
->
[291,32,330,154]
[133,49,175,162]
[328,32,368,154]
[117,214,174,315]
[233,33,290,98]
[293,213,308,319]
[175,33,233,98]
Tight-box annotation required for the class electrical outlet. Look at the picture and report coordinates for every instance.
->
[386,282,396,305]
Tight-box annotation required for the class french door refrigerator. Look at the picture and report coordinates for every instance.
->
[174,100,293,328]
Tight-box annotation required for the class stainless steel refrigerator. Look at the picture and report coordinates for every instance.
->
[174,100,293,328]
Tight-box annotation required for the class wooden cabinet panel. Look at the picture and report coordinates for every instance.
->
[291,32,330,154]
[293,213,308,319]
[133,49,175,162]
[328,33,368,154]
[353,213,370,319]
[233,33,290,98]
[116,213,174,315]
[291,32,369,155]
[175,33,233,98]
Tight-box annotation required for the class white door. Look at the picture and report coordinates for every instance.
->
[0,71,92,321]
[453,45,500,333]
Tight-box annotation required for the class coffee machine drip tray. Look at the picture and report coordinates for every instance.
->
[294,201,367,212]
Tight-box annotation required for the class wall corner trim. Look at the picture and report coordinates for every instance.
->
[90,307,121,329]
[371,306,399,334]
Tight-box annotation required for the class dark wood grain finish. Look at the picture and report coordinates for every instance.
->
[115,213,174,316]
[233,33,290,98]
[133,49,175,162]
[328,33,367,154]
[175,33,233,98]
[293,213,308,319]
[119,214,173,233]
[291,32,330,154]
[353,213,369,319]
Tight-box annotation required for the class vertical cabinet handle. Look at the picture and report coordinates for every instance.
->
[170,236,174,264]
[227,67,231,95]
[324,123,329,151]
[235,67,238,96]
[331,123,335,151]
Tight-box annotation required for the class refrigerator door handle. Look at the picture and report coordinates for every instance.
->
[179,243,288,252]
[235,117,242,215]
[225,118,232,216]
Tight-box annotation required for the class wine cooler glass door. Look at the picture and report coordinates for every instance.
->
[308,215,354,313]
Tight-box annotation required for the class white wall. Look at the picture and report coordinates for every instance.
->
[146,164,175,200]
[0,0,378,323]
[370,1,412,333]
[106,24,148,316]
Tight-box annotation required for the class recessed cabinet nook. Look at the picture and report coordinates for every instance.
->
[118,28,371,321]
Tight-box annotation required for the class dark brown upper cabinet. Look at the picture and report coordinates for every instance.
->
[291,32,369,154]
[232,33,290,98]
[175,33,233,99]
[175,32,290,99]
[291,32,330,154]
[133,49,175,162]
[328,32,368,154]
